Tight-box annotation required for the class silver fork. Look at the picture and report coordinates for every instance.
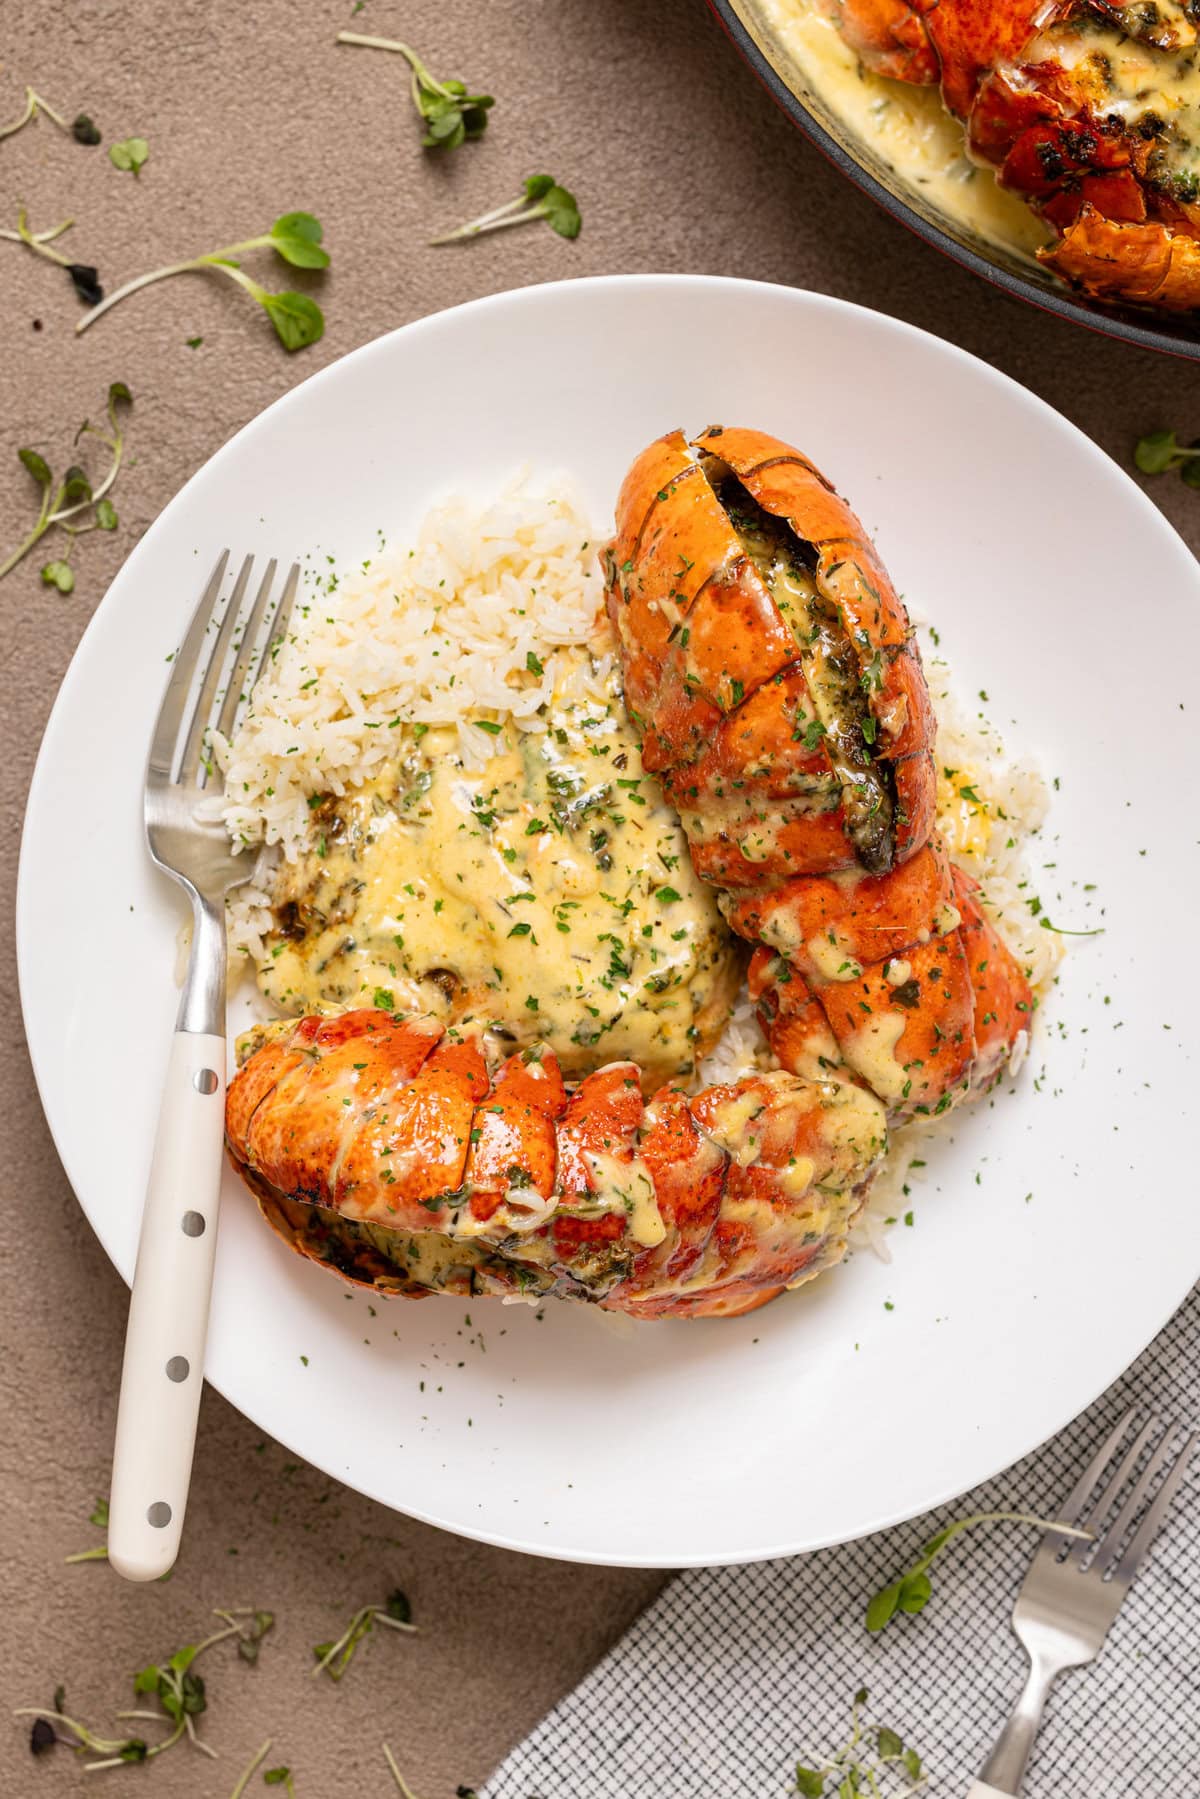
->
[968,1410,1195,1797]
[108,551,299,1584]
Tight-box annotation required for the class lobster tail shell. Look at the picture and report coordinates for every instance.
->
[226,1011,889,1319]
[607,428,1032,1120]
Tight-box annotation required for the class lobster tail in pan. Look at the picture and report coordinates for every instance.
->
[829,0,1200,310]
[603,427,1031,1119]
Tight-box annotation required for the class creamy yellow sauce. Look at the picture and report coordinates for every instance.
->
[1029,14,1200,192]
[737,0,1049,257]
[258,644,741,1084]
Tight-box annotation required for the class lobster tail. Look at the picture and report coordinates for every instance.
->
[606,428,1031,1121]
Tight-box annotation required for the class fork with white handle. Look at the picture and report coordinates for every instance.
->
[108,551,299,1584]
[967,1409,1195,1797]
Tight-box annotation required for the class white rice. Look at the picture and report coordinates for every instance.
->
[213,477,1060,1258]
[848,627,1063,1256]
[214,472,603,963]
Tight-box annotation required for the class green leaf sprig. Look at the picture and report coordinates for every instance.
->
[0,208,103,303]
[228,1737,281,1797]
[75,212,329,351]
[0,85,68,141]
[15,1607,273,1771]
[109,135,149,176]
[311,1588,416,1681]
[431,173,581,246]
[64,1495,111,1563]
[0,381,131,592]
[336,33,493,149]
[794,1688,925,1796]
[865,1510,1091,1634]
[383,1743,423,1797]
[1134,430,1200,487]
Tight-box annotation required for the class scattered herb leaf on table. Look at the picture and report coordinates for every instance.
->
[0,382,132,591]
[75,211,329,350]
[336,32,493,149]
[1134,429,1200,487]
[431,173,581,245]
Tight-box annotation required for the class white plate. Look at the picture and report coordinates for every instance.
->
[18,277,1200,1567]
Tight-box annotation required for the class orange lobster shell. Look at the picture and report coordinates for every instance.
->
[605,427,1032,1119]
[225,1010,888,1319]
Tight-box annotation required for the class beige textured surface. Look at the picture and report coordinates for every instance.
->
[2,3,1197,1794]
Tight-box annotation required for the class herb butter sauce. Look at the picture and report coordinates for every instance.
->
[258,642,741,1083]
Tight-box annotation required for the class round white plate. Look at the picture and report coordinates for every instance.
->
[19,276,1200,1567]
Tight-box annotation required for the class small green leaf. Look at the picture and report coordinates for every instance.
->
[876,1727,904,1760]
[109,135,149,175]
[132,1666,161,1695]
[865,1582,900,1632]
[89,1497,110,1527]
[95,498,118,530]
[524,173,555,202]
[385,1589,412,1623]
[60,464,92,505]
[269,211,330,269]
[475,718,503,734]
[795,1769,826,1797]
[526,650,544,677]
[373,988,395,1010]
[541,183,581,239]
[902,1747,922,1781]
[119,1740,149,1763]
[18,447,52,488]
[854,1687,869,1708]
[898,1571,932,1614]
[72,113,102,145]
[1134,429,1181,474]
[1181,456,1200,489]
[41,561,75,593]
[259,290,325,351]
[264,1772,294,1791]
[186,335,203,348]
[168,1645,197,1675]
[655,886,682,903]
[108,380,133,410]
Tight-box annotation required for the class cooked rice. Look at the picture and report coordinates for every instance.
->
[214,478,1059,1259]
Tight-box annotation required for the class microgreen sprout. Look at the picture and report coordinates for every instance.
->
[794,1688,925,1796]
[230,1737,274,1796]
[865,1510,1092,1633]
[1134,429,1200,487]
[109,135,149,176]
[0,381,132,591]
[64,1495,111,1562]
[311,1588,416,1681]
[0,85,68,141]
[336,33,493,149]
[16,1606,273,1771]
[263,1763,298,1794]
[76,212,328,350]
[384,1743,423,1797]
[431,173,581,246]
[72,114,101,145]
[1,208,102,302]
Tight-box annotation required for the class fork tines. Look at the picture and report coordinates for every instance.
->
[149,551,301,792]
[1043,1408,1195,1585]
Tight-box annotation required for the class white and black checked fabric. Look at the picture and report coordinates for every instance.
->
[486,1288,1198,1798]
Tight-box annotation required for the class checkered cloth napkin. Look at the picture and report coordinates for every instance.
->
[485,1287,1198,1798]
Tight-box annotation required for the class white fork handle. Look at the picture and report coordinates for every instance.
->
[108,1031,226,1582]
[966,1786,1015,1798]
